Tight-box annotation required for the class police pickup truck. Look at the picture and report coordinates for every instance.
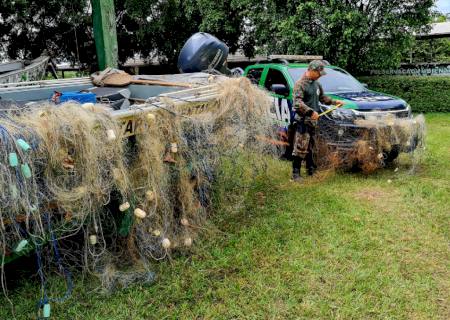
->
[243,62,414,162]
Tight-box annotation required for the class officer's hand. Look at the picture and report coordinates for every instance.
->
[311,112,319,120]
[334,100,345,107]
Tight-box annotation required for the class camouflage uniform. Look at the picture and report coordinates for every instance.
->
[291,60,338,177]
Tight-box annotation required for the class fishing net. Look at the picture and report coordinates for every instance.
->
[0,77,278,313]
[0,103,129,314]
[0,75,426,316]
[314,113,426,174]
[125,77,278,263]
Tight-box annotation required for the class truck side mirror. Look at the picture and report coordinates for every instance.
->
[361,83,368,88]
[271,84,289,96]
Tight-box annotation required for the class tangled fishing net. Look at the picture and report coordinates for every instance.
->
[0,78,278,314]
[0,75,427,316]
[314,113,426,174]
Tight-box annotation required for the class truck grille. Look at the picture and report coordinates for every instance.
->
[354,108,411,119]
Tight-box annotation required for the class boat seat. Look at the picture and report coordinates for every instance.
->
[88,87,131,110]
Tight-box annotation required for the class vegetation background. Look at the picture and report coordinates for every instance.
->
[0,0,445,73]
[0,1,448,319]
[358,76,450,113]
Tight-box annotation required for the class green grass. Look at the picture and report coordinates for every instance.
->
[45,70,89,80]
[1,114,449,319]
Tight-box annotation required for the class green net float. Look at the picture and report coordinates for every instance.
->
[21,164,32,178]
[8,152,18,167]
[10,185,18,199]
[16,139,31,151]
[14,239,29,253]
[43,303,51,318]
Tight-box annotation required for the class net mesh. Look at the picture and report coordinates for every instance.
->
[314,113,426,174]
[0,78,279,306]
[0,78,426,313]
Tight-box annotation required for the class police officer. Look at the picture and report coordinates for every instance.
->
[291,60,342,181]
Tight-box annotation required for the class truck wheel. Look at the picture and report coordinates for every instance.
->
[384,145,400,164]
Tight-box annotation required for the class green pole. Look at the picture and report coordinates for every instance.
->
[91,0,118,70]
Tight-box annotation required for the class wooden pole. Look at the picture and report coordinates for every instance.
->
[91,0,119,70]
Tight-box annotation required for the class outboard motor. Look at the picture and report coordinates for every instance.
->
[178,32,230,74]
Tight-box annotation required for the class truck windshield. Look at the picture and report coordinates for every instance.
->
[288,67,366,93]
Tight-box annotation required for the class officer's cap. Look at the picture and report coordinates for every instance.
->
[308,60,327,76]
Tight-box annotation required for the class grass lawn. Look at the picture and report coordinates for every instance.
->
[1,114,449,319]
[45,70,89,80]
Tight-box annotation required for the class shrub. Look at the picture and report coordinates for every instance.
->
[358,76,450,113]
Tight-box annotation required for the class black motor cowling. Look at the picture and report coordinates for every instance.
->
[177,32,229,73]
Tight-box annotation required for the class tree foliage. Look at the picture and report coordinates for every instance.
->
[0,0,436,73]
[359,75,450,113]
[0,0,94,66]
[409,38,450,63]
[116,0,244,63]
[240,0,434,73]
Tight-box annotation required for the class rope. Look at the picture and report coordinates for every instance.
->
[36,214,73,318]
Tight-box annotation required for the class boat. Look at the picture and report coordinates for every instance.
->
[0,72,224,134]
[0,56,49,84]
[0,60,24,73]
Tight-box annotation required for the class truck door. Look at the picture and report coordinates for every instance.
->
[263,68,294,127]
[245,67,265,86]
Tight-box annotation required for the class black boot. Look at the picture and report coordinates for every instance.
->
[306,151,316,176]
[292,156,303,182]
[292,171,302,181]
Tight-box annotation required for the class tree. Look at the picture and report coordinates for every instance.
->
[0,0,436,73]
[433,13,447,23]
[409,38,450,63]
[0,0,95,68]
[240,0,435,73]
[117,0,244,64]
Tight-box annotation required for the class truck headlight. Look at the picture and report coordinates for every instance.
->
[329,108,356,121]
[406,103,412,116]
[319,104,357,121]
